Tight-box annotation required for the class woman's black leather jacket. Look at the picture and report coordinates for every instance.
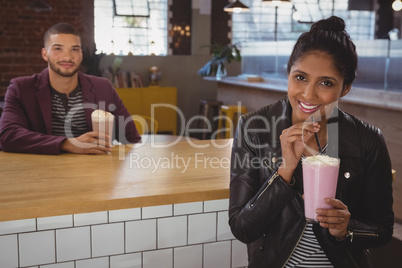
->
[229,97,394,268]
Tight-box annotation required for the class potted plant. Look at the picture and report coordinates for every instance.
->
[197,44,241,79]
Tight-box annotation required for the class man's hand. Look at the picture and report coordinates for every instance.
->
[61,131,112,154]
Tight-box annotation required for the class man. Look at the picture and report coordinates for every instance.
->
[0,23,140,154]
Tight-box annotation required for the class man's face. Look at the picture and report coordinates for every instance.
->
[41,33,83,78]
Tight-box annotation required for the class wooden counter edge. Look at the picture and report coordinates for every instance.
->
[0,189,230,222]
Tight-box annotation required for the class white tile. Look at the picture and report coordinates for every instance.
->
[19,230,55,266]
[174,202,203,215]
[40,262,74,268]
[110,253,142,268]
[142,205,172,219]
[56,226,91,262]
[37,215,73,231]
[204,199,229,212]
[188,213,216,244]
[204,241,231,268]
[0,218,36,235]
[232,240,248,268]
[76,257,109,268]
[126,219,156,252]
[158,216,187,248]
[143,248,173,268]
[74,211,108,226]
[174,245,202,268]
[92,222,125,257]
[0,234,18,268]
[109,208,141,222]
[217,211,235,241]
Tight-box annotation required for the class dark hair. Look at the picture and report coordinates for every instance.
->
[287,16,357,86]
[43,23,81,47]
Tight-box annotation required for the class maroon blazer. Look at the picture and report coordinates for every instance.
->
[0,68,140,154]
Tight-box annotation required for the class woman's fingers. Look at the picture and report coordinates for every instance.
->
[278,122,321,181]
[281,122,319,140]
[280,122,320,154]
[316,198,350,238]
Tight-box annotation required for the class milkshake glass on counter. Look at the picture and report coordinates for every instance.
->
[302,155,340,223]
[91,109,114,146]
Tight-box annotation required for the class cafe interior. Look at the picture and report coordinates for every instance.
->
[0,0,402,267]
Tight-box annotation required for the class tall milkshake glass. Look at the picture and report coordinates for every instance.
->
[302,155,340,223]
[91,109,114,146]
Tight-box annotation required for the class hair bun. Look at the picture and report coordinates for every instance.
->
[310,16,345,32]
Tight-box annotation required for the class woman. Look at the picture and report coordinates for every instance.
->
[229,16,394,267]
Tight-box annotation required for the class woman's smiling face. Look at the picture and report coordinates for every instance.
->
[287,50,350,124]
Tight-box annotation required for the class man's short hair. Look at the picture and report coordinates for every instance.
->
[43,23,81,47]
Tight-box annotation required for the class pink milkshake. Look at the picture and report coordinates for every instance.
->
[302,155,340,223]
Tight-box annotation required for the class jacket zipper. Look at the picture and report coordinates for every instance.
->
[248,172,279,208]
[263,159,275,172]
[248,160,279,208]
[346,230,379,243]
[256,159,310,267]
[282,221,307,268]
[338,194,379,243]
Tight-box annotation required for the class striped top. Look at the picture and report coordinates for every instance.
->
[285,144,333,267]
[51,85,87,138]
[285,223,333,267]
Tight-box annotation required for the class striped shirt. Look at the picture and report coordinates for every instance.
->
[285,223,333,267]
[286,144,333,267]
[51,85,87,138]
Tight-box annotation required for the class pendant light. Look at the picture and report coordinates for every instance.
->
[224,0,250,13]
[262,0,292,7]
[392,0,402,11]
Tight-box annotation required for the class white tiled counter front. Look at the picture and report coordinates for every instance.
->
[0,199,248,268]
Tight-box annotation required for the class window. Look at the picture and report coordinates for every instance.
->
[94,0,168,55]
[231,0,375,44]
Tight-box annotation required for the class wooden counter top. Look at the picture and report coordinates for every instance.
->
[0,139,233,222]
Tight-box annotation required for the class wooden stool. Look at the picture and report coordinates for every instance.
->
[198,100,223,139]
[218,105,247,139]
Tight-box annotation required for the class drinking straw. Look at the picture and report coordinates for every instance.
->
[311,116,323,154]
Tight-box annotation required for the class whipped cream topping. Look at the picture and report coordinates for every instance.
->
[303,155,340,166]
[91,109,113,119]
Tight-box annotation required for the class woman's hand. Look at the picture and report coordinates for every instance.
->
[61,131,112,154]
[316,198,351,240]
[278,122,320,183]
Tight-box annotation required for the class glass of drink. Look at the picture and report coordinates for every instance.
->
[302,155,340,223]
[91,109,114,146]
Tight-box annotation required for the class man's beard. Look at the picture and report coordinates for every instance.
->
[49,60,80,77]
